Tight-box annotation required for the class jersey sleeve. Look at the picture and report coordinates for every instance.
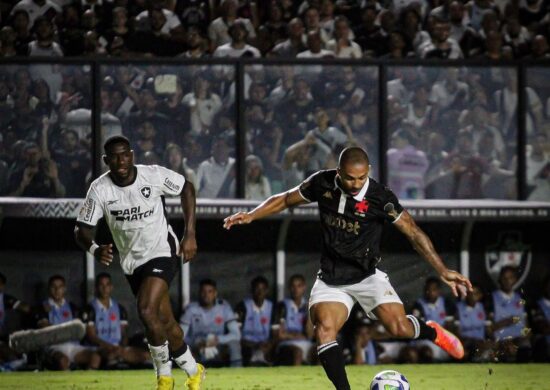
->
[223,302,237,324]
[119,304,129,325]
[380,186,404,223]
[155,165,186,196]
[298,171,323,202]
[179,304,193,326]
[77,186,104,227]
[82,304,96,326]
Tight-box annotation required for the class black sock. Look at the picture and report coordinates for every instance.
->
[317,341,351,390]
[170,342,188,359]
[407,314,437,341]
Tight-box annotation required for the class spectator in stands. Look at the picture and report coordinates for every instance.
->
[164,142,197,187]
[269,17,306,58]
[519,0,548,31]
[178,26,208,58]
[487,266,531,362]
[282,131,333,188]
[429,67,470,112]
[424,131,449,198]
[0,26,18,57]
[196,136,235,198]
[399,7,430,54]
[241,154,271,200]
[10,0,61,31]
[464,0,499,32]
[532,278,550,362]
[213,19,261,58]
[257,2,287,55]
[208,0,256,52]
[404,84,433,134]
[0,272,30,371]
[309,107,350,151]
[11,10,33,52]
[102,7,133,56]
[27,16,63,56]
[179,279,242,367]
[448,1,468,45]
[36,275,100,370]
[463,104,506,163]
[134,3,185,43]
[303,6,329,45]
[453,285,493,362]
[272,274,313,366]
[235,276,274,366]
[133,120,164,164]
[326,15,362,58]
[352,322,377,365]
[354,6,381,57]
[181,74,222,136]
[369,9,396,57]
[412,277,456,362]
[381,30,410,59]
[526,133,550,201]
[387,129,429,199]
[419,17,463,59]
[83,273,150,368]
[527,35,550,59]
[8,141,65,197]
[297,31,335,77]
[51,129,90,197]
[460,10,500,58]
[502,16,531,58]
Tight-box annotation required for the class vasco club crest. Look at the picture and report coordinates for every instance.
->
[485,231,532,289]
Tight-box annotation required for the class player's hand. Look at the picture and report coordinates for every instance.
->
[95,243,114,266]
[223,212,253,230]
[179,235,197,263]
[440,269,473,298]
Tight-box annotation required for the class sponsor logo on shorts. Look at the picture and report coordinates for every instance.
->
[152,268,163,273]
[164,178,180,193]
[79,198,95,222]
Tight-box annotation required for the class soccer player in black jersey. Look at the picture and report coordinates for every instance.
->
[224,147,472,390]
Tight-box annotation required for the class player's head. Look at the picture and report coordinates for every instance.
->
[95,272,113,299]
[498,266,518,293]
[251,276,269,302]
[103,135,134,181]
[337,147,370,196]
[288,274,306,300]
[0,272,5,291]
[199,278,218,307]
[424,276,442,302]
[48,274,66,301]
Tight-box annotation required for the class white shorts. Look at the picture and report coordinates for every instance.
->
[48,342,89,362]
[277,340,314,363]
[308,269,403,319]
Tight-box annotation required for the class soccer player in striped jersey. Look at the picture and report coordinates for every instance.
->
[75,136,205,390]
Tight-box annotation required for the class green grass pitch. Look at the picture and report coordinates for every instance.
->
[0,364,549,389]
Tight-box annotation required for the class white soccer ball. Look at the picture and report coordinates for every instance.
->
[370,369,410,390]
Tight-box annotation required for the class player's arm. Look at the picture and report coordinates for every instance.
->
[223,187,308,229]
[179,180,197,262]
[74,223,113,266]
[394,210,472,297]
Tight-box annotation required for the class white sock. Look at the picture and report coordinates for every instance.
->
[173,344,198,376]
[148,342,172,377]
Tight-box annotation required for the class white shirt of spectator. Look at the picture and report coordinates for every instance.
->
[387,78,414,107]
[310,126,348,149]
[208,17,256,48]
[296,49,335,76]
[213,42,261,58]
[526,147,548,187]
[196,156,236,198]
[392,0,429,18]
[494,87,542,136]
[28,41,64,57]
[181,92,223,136]
[418,38,463,59]
[429,79,470,109]
[63,108,122,142]
[77,165,185,275]
[136,9,181,34]
[10,0,61,29]
[325,39,362,58]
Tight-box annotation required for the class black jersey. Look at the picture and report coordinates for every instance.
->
[299,169,404,285]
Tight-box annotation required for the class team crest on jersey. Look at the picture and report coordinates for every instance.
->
[140,186,152,199]
[354,199,369,216]
[485,231,532,289]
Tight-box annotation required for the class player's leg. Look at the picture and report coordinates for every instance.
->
[310,302,351,390]
[119,346,152,365]
[158,288,205,389]
[73,348,101,370]
[136,276,173,380]
[373,302,464,359]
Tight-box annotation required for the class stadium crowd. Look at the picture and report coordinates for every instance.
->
[0,1,549,201]
[0,268,550,371]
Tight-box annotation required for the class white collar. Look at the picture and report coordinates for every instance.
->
[334,176,370,201]
[96,298,113,310]
[48,298,66,308]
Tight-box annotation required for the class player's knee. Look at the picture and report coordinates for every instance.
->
[314,321,337,343]
[137,302,159,325]
[58,355,70,371]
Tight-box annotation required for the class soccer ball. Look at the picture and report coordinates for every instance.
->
[370,369,410,390]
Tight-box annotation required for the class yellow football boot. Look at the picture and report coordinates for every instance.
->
[185,363,206,390]
[157,375,175,390]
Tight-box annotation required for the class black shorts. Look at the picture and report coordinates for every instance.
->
[125,256,179,296]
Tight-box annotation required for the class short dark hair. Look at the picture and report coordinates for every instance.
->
[251,276,269,290]
[199,278,217,289]
[425,276,441,289]
[103,135,130,154]
[289,274,305,284]
[48,274,66,286]
[499,266,518,279]
[338,146,370,168]
[95,272,111,288]
[0,272,6,284]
